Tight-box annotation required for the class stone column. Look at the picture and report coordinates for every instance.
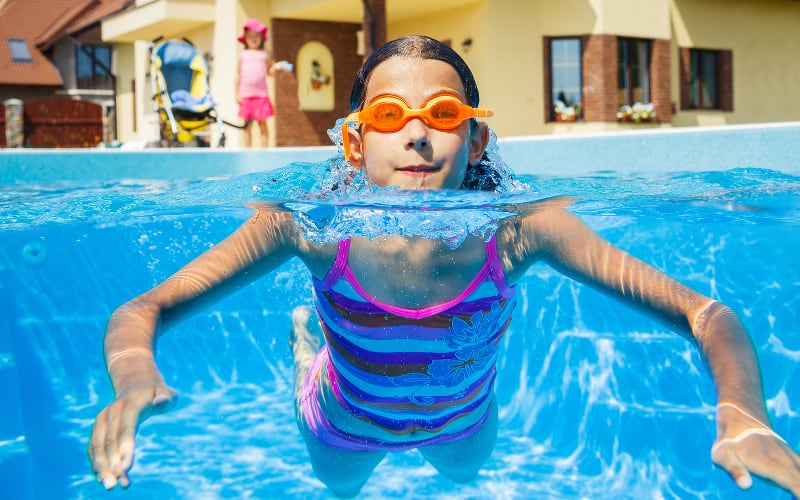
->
[4,99,23,147]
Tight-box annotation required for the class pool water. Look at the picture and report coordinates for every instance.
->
[1,161,799,499]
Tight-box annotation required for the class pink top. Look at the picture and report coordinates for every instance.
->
[238,49,269,98]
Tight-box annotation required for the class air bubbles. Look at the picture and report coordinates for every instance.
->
[22,241,46,265]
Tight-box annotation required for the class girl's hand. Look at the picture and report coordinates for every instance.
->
[88,383,177,490]
[711,402,800,496]
[272,60,293,73]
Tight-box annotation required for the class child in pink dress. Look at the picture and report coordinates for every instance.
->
[236,18,291,147]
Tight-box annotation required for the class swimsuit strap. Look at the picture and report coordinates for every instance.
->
[317,239,350,291]
[486,234,515,298]
[332,235,513,320]
[341,262,490,319]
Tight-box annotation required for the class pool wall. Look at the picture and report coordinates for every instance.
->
[1,121,799,184]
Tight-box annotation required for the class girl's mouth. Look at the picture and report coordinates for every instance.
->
[396,165,440,176]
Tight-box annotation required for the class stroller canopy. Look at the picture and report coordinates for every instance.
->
[152,40,215,113]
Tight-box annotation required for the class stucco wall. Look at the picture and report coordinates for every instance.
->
[104,0,800,146]
[670,0,800,126]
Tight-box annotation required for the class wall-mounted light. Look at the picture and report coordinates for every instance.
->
[461,37,473,52]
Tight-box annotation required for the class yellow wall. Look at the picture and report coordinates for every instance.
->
[591,0,670,38]
[388,2,488,97]
[670,0,800,126]
[393,0,673,138]
[107,0,800,145]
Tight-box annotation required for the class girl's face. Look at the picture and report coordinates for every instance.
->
[243,29,262,49]
[347,57,488,190]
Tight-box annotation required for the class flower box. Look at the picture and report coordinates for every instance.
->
[617,102,657,123]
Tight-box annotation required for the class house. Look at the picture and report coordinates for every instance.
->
[0,0,132,145]
[99,0,800,149]
[5,0,799,148]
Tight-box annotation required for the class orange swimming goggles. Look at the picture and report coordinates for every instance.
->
[341,93,493,160]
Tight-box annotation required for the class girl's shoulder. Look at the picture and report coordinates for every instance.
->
[249,205,338,277]
[494,198,577,281]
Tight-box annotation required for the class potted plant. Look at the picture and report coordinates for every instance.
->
[553,99,582,122]
[617,102,657,123]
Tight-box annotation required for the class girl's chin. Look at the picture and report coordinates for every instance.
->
[393,171,454,190]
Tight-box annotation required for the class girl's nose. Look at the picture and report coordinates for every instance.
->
[404,118,430,152]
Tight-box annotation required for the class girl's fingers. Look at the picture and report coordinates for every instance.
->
[104,403,126,477]
[88,412,113,484]
[88,409,122,489]
[712,444,753,490]
[88,388,160,490]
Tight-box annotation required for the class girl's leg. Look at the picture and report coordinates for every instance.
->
[289,306,319,401]
[242,120,252,147]
[256,120,268,147]
[419,396,498,483]
[296,419,387,498]
[290,306,386,497]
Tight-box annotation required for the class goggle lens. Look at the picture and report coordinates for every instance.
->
[370,101,406,131]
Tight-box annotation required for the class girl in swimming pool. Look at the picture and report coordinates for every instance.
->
[88,35,800,497]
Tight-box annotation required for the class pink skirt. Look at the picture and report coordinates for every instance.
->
[238,96,274,121]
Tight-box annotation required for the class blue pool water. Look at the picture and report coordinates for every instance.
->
[1,124,799,499]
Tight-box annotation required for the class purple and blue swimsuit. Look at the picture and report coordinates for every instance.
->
[300,235,516,451]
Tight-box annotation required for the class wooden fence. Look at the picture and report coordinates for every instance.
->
[0,102,6,147]
[0,98,104,148]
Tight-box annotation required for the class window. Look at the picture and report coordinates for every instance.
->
[617,38,651,106]
[8,38,32,62]
[76,44,113,90]
[549,38,582,121]
[679,47,731,112]
[689,49,719,109]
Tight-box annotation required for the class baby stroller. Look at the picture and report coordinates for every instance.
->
[148,37,227,147]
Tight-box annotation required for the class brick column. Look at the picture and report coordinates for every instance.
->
[718,50,733,111]
[650,38,671,122]
[362,0,386,58]
[583,34,618,122]
[679,47,691,111]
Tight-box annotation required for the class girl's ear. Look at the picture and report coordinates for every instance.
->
[468,122,490,164]
[346,127,365,167]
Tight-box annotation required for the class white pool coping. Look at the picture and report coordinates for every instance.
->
[1,121,798,184]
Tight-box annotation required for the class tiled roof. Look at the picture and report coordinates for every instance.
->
[0,0,131,87]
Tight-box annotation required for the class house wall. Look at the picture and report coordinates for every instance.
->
[101,0,800,147]
[271,18,362,147]
[670,0,800,127]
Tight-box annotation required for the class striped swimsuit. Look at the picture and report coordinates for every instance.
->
[300,235,516,451]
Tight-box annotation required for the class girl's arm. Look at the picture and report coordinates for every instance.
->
[500,206,800,496]
[265,49,291,76]
[265,49,277,76]
[88,208,309,490]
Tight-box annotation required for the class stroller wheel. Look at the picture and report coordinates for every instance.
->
[218,133,226,148]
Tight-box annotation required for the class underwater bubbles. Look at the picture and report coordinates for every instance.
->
[22,241,47,265]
